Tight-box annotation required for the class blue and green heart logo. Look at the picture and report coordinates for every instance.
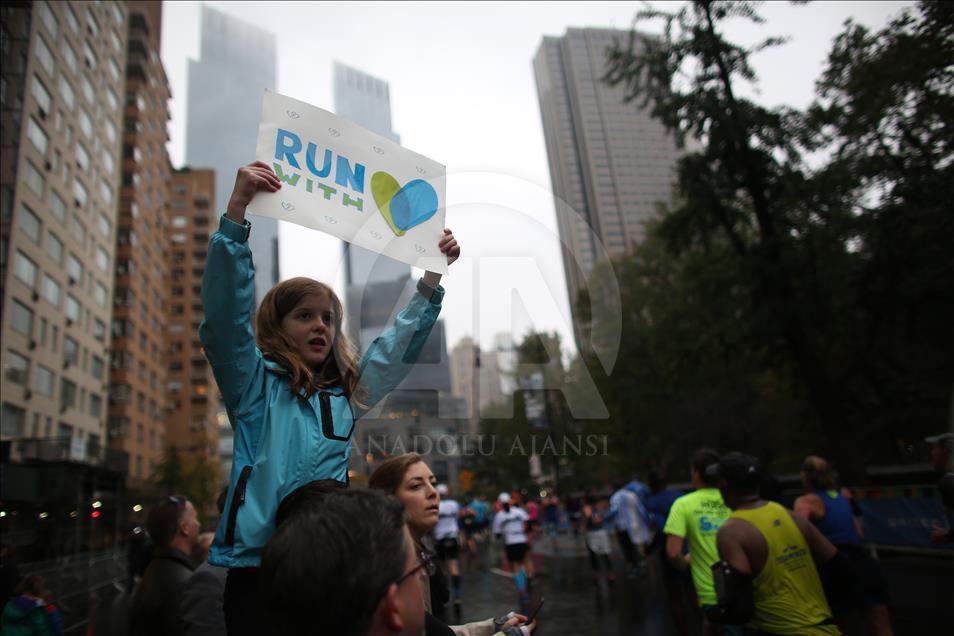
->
[371,172,438,237]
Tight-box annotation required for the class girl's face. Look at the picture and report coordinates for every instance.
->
[396,461,439,537]
[280,293,336,368]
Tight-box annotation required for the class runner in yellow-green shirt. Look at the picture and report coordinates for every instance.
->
[711,452,841,636]
[663,448,733,636]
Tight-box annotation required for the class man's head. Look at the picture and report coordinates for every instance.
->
[926,433,953,472]
[690,448,721,488]
[146,495,200,553]
[261,488,425,636]
[800,455,836,491]
[708,452,762,509]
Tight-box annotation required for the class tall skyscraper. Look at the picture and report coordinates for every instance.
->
[185,5,277,307]
[533,28,682,347]
[107,1,172,483]
[333,63,463,488]
[449,336,506,435]
[165,168,222,472]
[332,62,451,395]
[333,62,411,346]
[1,1,128,464]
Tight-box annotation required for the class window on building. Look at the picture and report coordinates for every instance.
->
[78,108,93,139]
[95,245,109,272]
[98,179,113,205]
[66,253,84,284]
[18,204,41,243]
[60,39,78,73]
[33,364,55,397]
[1,404,25,438]
[49,190,66,222]
[41,275,60,307]
[75,143,91,172]
[101,148,115,176]
[108,59,121,85]
[10,301,33,336]
[64,295,81,324]
[4,350,30,385]
[86,9,100,37]
[13,251,38,287]
[63,4,79,33]
[34,35,54,76]
[97,212,112,238]
[90,355,104,379]
[58,75,75,109]
[38,1,58,36]
[73,179,88,209]
[104,118,117,146]
[63,335,78,366]
[93,318,106,343]
[25,161,45,197]
[94,281,107,308]
[27,118,48,154]
[83,41,98,70]
[89,393,102,418]
[32,75,52,115]
[105,87,119,114]
[110,384,131,403]
[60,378,77,410]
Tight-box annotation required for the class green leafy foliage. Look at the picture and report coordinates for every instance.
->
[592,0,954,481]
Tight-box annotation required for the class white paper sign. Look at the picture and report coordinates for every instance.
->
[251,90,448,273]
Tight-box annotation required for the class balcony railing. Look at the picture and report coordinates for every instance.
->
[5,438,129,473]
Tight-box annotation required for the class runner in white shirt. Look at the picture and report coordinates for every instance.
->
[434,484,463,618]
[492,493,532,608]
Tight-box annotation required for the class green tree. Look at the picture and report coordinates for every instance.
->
[602,1,954,479]
[150,446,220,513]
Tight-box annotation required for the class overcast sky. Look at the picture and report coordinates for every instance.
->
[160,1,912,360]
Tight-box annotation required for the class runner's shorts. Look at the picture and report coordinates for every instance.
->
[505,542,529,563]
[436,537,460,561]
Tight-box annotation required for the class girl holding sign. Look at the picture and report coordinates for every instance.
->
[201,161,460,634]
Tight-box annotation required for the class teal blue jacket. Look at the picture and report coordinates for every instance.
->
[202,215,443,568]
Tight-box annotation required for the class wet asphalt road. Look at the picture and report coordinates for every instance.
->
[439,532,954,636]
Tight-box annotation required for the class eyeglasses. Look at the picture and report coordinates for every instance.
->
[394,550,437,586]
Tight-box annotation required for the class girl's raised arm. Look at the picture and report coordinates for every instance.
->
[199,163,281,420]
[353,230,460,416]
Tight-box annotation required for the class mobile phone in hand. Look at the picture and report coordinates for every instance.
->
[526,596,544,623]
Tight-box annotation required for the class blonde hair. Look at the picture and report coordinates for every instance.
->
[255,277,362,400]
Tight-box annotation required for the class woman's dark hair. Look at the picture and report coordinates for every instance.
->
[691,448,721,486]
[275,479,347,528]
[368,453,425,494]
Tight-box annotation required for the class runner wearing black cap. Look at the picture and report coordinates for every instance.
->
[709,453,841,635]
